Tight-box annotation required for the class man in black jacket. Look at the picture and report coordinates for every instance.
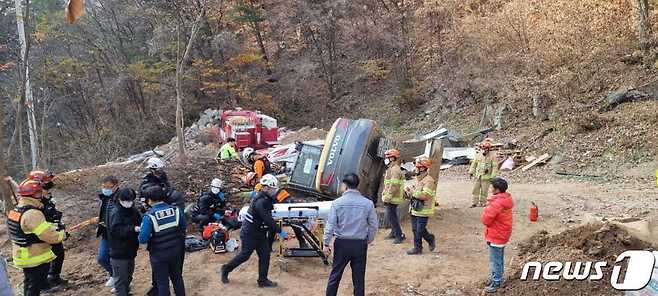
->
[108,188,141,296]
[139,157,185,212]
[97,175,119,288]
[220,174,279,288]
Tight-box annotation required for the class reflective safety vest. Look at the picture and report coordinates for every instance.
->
[410,175,437,217]
[7,206,58,268]
[146,206,184,254]
[218,143,238,160]
[382,164,404,205]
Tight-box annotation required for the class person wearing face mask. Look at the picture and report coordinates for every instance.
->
[108,188,141,296]
[220,174,280,288]
[95,175,119,289]
[190,178,230,230]
[381,149,406,245]
[405,157,437,255]
[139,157,185,214]
[468,138,498,208]
[26,170,68,288]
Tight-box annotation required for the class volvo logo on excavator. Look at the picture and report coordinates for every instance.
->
[326,134,342,167]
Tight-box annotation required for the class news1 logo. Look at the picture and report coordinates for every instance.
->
[521,250,657,291]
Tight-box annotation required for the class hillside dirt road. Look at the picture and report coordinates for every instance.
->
[5,169,657,296]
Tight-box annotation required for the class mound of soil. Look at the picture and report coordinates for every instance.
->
[499,223,653,296]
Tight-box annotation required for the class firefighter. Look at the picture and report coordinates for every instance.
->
[221,174,280,288]
[469,138,498,207]
[138,185,186,296]
[7,180,67,296]
[218,138,239,160]
[139,157,185,212]
[26,170,68,288]
[381,149,406,244]
[405,157,437,255]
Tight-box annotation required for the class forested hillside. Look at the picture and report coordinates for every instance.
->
[2,0,657,174]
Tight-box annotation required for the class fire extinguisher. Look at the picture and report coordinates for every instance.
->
[529,202,539,222]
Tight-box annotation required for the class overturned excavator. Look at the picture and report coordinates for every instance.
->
[284,117,444,203]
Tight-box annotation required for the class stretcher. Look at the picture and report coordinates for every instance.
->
[239,202,332,266]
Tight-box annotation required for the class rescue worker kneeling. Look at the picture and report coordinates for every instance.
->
[189,178,238,231]
[7,180,67,296]
[138,185,186,296]
[220,174,280,288]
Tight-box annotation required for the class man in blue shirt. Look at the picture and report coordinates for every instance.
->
[323,173,379,296]
[138,185,186,296]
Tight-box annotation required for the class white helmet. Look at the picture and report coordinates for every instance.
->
[211,178,223,189]
[259,174,279,188]
[146,157,165,169]
[242,147,255,160]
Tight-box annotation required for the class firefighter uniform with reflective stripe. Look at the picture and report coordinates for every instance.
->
[469,151,498,206]
[410,174,437,217]
[382,163,405,241]
[138,202,186,296]
[382,164,404,205]
[7,196,65,296]
[408,174,437,253]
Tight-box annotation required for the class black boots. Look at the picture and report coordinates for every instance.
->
[406,247,422,255]
[428,234,436,252]
[393,234,406,244]
[220,265,229,284]
[258,279,278,288]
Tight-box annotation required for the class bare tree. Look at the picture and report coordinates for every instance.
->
[300,7,340,102]
[175,6,205,161]
[635,0,652,49]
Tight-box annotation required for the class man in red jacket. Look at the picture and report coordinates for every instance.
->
[480,177,513,293]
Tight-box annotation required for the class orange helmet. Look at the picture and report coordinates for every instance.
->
[18,180,43,197]
[415,157,432,169]
[28,170,55,184]
[384,149,401,159]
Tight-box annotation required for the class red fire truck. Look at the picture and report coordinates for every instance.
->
[219,109,279,150]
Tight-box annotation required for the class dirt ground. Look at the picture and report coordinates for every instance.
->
[4,165,658,296]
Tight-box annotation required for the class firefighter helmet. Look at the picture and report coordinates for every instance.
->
[384,149,401,159]
[18,180,43,197]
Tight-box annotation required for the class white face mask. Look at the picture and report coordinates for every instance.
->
[384,159,391,166]
[120,201,134,208]
[211,187,221,194]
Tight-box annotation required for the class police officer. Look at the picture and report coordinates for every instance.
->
[27,170,68,287]
[7,180,67,296]
[138,185,186,296]
[220,174,280,288]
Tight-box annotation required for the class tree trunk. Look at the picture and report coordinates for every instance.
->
[14,0,39,169]
[175,8,205,161]
[635,0,651,50]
